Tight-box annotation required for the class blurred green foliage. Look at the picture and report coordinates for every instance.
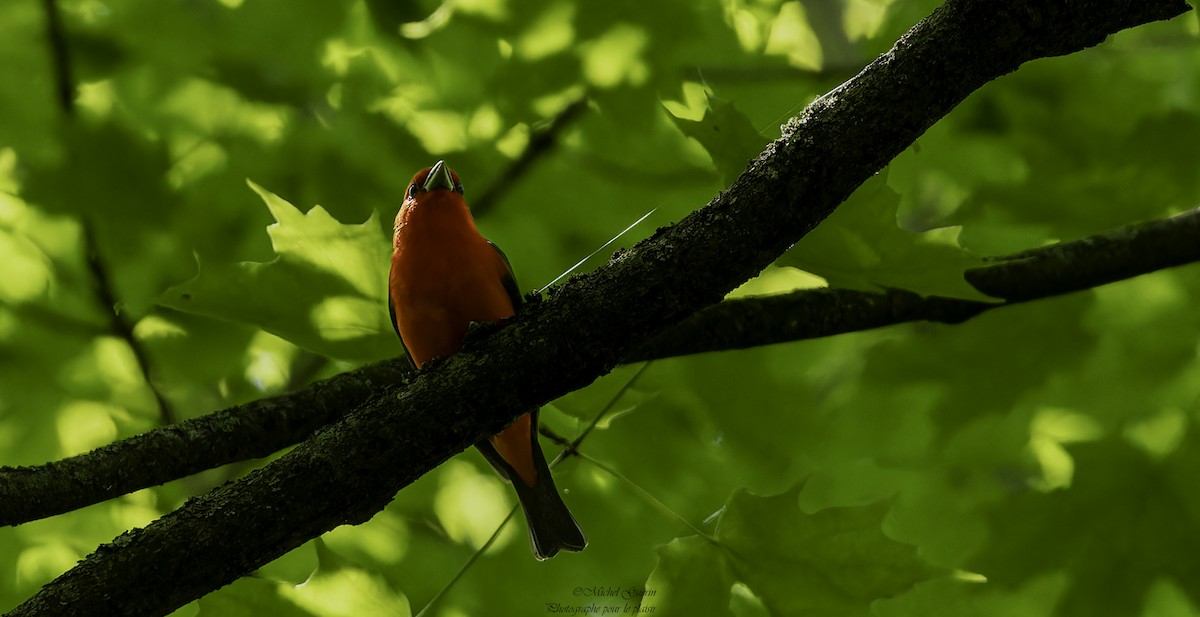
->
[1,0,1199,615]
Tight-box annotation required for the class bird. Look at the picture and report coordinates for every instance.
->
[388,160,586,560]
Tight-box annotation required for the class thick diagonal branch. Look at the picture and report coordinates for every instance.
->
[7,0,1190,615]
[4,206,1198,529]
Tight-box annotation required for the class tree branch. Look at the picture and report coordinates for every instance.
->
[0,357,412,527]
[7,204,1194,528]
[627,206,1200,360]
[6,0,1190,614]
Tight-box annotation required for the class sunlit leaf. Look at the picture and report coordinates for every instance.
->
[196,577,314,617]
[160,182,395,362]
[669,92,769,184]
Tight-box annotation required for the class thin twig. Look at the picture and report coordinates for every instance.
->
[82,223,177,425]
[470,96,590,217]
[418,363,653,616]
[41,0,75,116]
[413,506,519,617]
[577,451,716,541]
[560,362,652,458]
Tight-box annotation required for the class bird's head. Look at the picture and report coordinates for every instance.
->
[405,160,464,203]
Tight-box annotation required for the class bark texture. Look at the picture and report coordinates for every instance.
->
[6,0,1191,614]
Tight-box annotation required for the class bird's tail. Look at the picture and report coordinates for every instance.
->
[475,410,586,560]
[510,443,586,560]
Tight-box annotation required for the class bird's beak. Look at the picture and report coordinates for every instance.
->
[424,160,454,191]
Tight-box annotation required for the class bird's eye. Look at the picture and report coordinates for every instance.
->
[406,183,420,199]
[455,182,464,195]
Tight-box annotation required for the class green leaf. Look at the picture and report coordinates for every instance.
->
[20,121,194,314]
[160,181,396,362]
[781,172,995,301]
[281,541,411,617]
[195,577,315,617]
[669,92,769,184]
[644,536,736,616]
[874,573,1069,617]
[972,434,1200,617]
[195,550,411,617]
[644,486,943,617]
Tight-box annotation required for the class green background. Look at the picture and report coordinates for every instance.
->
[2,0,1199,615]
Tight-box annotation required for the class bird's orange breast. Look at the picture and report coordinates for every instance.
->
[389,192,514,367]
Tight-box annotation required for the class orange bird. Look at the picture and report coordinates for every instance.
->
[388,160,586,559]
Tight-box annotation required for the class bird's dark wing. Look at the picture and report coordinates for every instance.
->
[489,240,523,310]
[388,295,418,370]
